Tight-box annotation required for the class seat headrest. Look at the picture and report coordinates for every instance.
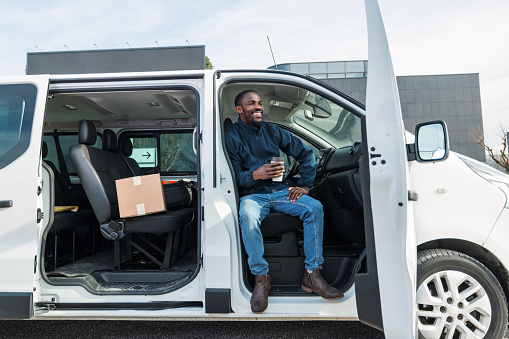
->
[78,120,97,145]
[42,141,48,158]
[102,129,118,152]
[118,136,133,156]
[224,118,233,133]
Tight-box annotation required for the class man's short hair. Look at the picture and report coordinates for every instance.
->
[234,90,257,107]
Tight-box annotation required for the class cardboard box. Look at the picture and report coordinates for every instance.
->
[115,173,167,218]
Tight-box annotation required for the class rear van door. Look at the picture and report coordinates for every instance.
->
[354,0,417,337]
[0,76,49,319]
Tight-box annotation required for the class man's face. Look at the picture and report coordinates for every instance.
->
[236,92,263,127]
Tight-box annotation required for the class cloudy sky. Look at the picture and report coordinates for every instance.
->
[0,0,508,146]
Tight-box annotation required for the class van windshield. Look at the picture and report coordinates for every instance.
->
[293,94,362,148]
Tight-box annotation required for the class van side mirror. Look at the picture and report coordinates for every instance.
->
[415,120,449,162]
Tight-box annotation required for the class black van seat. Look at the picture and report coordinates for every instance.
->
[118,135,144,176]
[102,129,133,179]
[42,141,96,270]
[70,121,194,270]
[260,212,301,237]
[42,141,96,227]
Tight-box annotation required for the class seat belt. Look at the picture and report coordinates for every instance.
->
[53,131,77,204]
[121,155,137,177]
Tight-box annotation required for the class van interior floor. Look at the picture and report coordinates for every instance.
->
[46,248,197,293]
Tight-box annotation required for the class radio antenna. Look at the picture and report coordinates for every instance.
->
[267,35,278,70]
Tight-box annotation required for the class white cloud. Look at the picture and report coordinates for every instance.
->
[0,0,507,147]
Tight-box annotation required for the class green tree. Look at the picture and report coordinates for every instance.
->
[205,56,213,69]
[131,135,196,172]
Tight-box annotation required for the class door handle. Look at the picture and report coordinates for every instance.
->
[0,200,13,208]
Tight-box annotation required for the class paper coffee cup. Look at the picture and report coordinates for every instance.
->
[271,156,284,182]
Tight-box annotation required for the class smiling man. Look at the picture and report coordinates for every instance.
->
[225,90,343,313]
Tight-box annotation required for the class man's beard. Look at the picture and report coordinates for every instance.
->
[242,109,263,127]
[251,117,262,127]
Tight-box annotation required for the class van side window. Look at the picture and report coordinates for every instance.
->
[160,133,196,173]
[43,133,102,174]
[130,137,158,169]
[125,131,196,175]
[0,84,37,169]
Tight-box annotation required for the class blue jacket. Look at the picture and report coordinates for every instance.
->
[225,118,316,196]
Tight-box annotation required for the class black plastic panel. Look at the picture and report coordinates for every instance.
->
[245,256,358,296]
[354,116,383,330]
[205,288,232,313]
[0,292,33,319]
[324,143,362,174]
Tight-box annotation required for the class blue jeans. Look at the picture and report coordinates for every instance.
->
[239,189,324,276]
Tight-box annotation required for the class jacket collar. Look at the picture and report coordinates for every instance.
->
[237,117,264,133]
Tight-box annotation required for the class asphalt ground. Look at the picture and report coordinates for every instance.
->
[1,320,508,338]
[0,320,384,339]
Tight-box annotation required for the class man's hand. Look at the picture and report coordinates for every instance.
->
[287,186,309,202]
[253,162,285,181]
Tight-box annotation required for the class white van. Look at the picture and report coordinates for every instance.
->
[0,1,507,338]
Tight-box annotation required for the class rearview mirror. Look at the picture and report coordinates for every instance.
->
[415,120,449,162]
[313,96,332,118]
[304,96,332,119]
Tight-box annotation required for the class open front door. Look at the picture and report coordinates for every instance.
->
[355,0,417,337]
[0,76,49,319]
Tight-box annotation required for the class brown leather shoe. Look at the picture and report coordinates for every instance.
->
[251,274,271,313]
[302,269,344,300]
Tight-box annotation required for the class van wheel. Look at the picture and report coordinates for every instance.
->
[416,249,507,339]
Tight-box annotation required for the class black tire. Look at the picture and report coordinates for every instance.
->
[417,249,508,339]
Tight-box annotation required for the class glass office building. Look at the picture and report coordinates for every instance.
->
[270,61,486,162]
[270,61,368,80]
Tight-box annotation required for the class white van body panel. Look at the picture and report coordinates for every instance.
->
[364,0,416,336]
[0,76,49,295]
[484,209,509,275]
[410,152,505,246]
[201,70,234,293]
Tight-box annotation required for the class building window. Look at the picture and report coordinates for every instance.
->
[309,62,327,74]
[327,62,346,73]
[290,63,310,75]
[328,73,346,79]
[345,61,365,73]
[345,72,365,78]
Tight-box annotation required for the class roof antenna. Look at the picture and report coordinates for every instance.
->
[155,41,160,47]
[64,44,71,51]
[126,42,131,48]
[94,43,100,49]
[267,35,278,70]
[186,39,190,46]
[35,45,43,52]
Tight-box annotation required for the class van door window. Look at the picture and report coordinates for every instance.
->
[126,131,196,175]
[43,133,102,174]
[0,84,37,169]
[129,136,159,171]
[276,128,321,184]
[292,93,362,148]
[160,133,196,173]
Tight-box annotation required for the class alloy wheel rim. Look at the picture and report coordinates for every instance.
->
[417,270,492,339]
